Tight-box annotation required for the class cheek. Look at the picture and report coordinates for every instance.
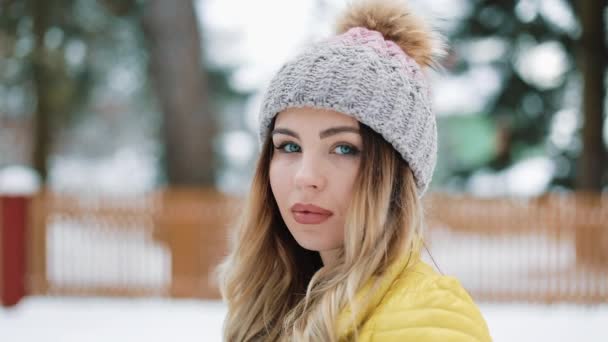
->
[331,161,360,203]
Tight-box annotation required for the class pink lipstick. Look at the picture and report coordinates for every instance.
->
[290,203,333,224]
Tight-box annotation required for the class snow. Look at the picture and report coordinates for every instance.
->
[0,297,226,342]
[48,147,158,195]
[0,165,40,195]
[1,297,606,341]
[46,220,170,290]
[481,303,607,341]
[467,157,556,197]
[422,227,583,294]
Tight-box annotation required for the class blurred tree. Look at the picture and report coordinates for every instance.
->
[446,0,606,191]
[0,0,149,181]
[1,0,239,187]
[1,0,96,180]
[31,0,52,181]
[576,0,607,190]
[142,0,216,187]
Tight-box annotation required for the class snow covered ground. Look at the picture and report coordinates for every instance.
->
[1,296,606,342]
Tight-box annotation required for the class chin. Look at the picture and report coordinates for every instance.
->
[294,238,324,252]
[290,231,341,252]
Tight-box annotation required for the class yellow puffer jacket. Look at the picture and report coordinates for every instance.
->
[337,254,492,341]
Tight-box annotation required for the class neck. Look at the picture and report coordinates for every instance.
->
[319,248,341,266]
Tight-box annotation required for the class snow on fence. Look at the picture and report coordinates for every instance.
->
[423,192,608,303]
[23,188,242,300]
[1,190,607,306]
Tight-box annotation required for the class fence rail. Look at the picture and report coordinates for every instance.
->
[1,189,607,305]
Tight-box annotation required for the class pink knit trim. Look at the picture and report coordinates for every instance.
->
[330,27,425,83]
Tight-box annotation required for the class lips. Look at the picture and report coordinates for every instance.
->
[290,203,333,224]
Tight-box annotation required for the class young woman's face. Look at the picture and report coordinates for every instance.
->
[269,107,362,263]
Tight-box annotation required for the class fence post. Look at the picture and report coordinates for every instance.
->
[154,188,235,299]
[0,195,29,307]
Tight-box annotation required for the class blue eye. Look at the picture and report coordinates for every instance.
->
[276,142,301,153]
[334,144,359,155]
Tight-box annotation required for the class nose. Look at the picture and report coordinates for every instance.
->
[294,153,326,191]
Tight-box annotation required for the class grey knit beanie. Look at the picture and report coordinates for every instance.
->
[257,0,445,197]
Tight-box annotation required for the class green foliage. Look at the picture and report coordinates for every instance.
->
[446,0,593,189]
[0,0,144,124]
[439,114,496,168]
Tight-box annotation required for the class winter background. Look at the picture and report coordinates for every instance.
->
[1,0,607,341]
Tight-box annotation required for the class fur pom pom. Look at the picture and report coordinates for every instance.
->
[335,0,446,69]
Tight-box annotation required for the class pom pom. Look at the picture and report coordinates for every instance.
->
[335,0,446,69]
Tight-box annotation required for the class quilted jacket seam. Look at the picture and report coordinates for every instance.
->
[371,276,486,341]
[374,306,482,329]
[373,325,482,342]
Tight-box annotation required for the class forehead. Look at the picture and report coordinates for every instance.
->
[274,107,359,128]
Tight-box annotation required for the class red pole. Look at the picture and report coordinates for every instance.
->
[0,195,28,307]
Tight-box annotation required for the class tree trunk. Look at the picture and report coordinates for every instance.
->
[576,0,607,190]
[31,0,52,182]
[142,0,216,186]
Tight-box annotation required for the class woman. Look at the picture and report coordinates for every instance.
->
[217,1,492,341]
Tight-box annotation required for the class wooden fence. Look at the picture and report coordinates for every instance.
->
[424,192,607,303]
[1,189,607,305]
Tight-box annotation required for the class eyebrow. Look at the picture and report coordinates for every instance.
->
[272,126,360,139]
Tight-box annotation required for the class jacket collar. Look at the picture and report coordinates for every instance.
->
[336,250,421,340]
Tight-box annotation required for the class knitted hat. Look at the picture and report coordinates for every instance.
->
[257,0,445,197]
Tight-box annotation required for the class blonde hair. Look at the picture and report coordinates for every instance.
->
[217,122,425,341]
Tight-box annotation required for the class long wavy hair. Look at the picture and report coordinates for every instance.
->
[216,120,425,341]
